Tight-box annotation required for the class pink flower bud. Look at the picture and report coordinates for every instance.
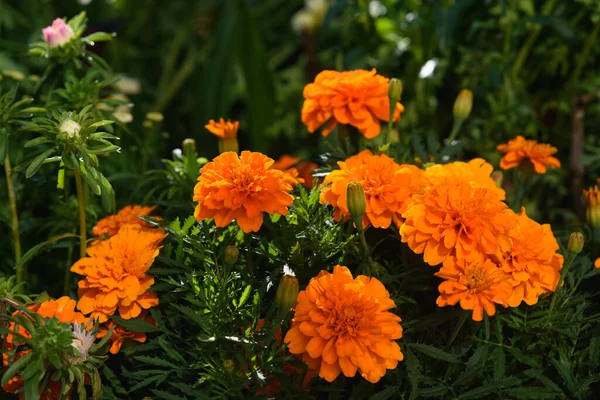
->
[42,18,74,48]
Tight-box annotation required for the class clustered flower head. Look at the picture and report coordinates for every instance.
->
[285,266,403,383]
[205,118,239,140]
[193,151,296,232]
[320,150,427,229]
[302,69,404,139]
[497,135,561,174]
[71,224,166,322]
[42,18,74,48]
[92,204,160,237]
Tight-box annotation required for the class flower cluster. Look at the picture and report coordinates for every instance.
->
[496,135,561,174]
[301,69,404,139]
[92,204,160,237]
[193,151,296,232]
[285,266,403,383]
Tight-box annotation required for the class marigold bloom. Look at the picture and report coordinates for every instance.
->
[284,266,403,383]
[497,135,561,174]
[424,158,506,200]
[595,258,600,269]
[435,258,513,321]
[400,182,514,267]
[193,151,295,233]
[71,224,166,322]
[96,320,148,354]
[502,209,563,307]
[302,69,404,139]
[320,150,427,229]
[271,154,319,188]
[584,186,600,228]
[92,205,160,237]
[205,118,239,139]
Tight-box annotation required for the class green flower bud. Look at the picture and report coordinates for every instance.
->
[453,89,473,121]
[218,138,239,154]
[146,111,164,122]
[59,118,81,140]
[182,138,196,153]
[223,359,235,373]
[387,78,403,103]
[567,232,584,255]
[491,171,503,188]
[224,245,239,265]
[276,274,299,312]
[346,181,366,224]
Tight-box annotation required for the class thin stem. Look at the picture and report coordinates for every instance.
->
[549,251,577,313]
[569,21,600,86]
[4,156,23,280]
[63,239,74,296]
[447,119,464,143]
[74,170,87,260]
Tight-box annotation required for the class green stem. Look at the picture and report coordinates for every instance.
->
[74,170,87,260]
[511,0,558,80]
[549,251,577,313]
[4,156,23,281]
[569,21,600,86]
[63,238,74,296]
[447,119,464,143]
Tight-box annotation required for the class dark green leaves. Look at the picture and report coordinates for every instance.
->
[25,147,56,177]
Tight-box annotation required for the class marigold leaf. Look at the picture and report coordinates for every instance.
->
[111,316,161,333]
[237,285,252,309]
[1,351,32,386]
[457,381,506,399]
[415,385,448,397]
[0,128,8,162]
[504,387,561,399]
[369,386,400,400]
[26,147,56,178]
[15,233,78,272]
[133,355,177,369]
[410,343,460,363]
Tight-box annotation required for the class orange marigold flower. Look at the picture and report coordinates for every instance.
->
[96,320,148,354]
[435,258,513,321]
[302,69,404,139]
[595,258,600,269]
[424,158,506,200]
[284,266,403,383]
[71,224,166,322]
[496,135,561,174]
[584,185,600,206]
[502,209,563,307]
[193,151,295,233]
[400,182,515,267]
[205,118,239,139]
[271,154,319,188]
[92,205,160,237]
[320,150,427,229]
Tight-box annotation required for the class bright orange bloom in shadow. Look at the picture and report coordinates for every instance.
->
[284,266,403,383]
[92,205,160,237]
[435,258,513,321]
[424,158,506,201]
[2,297,91,397]
[302,69,404,139]
[193,151,295,233]
[400,182,515,267]
[595,258,600,269]
[71,224,166,322]
[96,320,148,354]
[205,118,239,139]
[497,135,561,174]
[501,209,563,307]
[271,154,319,189]
[320,150,427,229]
[584,185,600,206]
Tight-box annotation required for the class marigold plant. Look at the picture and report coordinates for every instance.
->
[320,150,427,229]
[97,320,148,354]
[205,118,239,139]
[301,69,404,139]
[193,151,295,233]
[496,135,561,174]
[92,205,160,237]
[284,265,403,383]
[71,224,166,322]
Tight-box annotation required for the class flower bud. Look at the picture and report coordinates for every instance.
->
[223,359,235,374]
[388,78,403,104]
[146,112,164,122]
[567,232,584,255]
[59,119,82,140]
[346,181,366,224]
[218,138,239,154]
[182,138,196,153]
[275,275,299,312]
[584,186,600,228]
[42,18,74,48]
[224,245,239,265]
[453,89,473,121]
[491,171,503,188]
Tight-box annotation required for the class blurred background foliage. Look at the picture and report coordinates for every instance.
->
[1,0,600,288]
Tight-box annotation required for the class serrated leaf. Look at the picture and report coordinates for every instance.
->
[133,356,178,369]
[111,316,161,333]
[493,347,505,382]
[411,343,460,363]
[416,385,448,397]
[505,387,559,399]
[368,386,400,400]
[457,381,506,399]
[237,285,252,309]
[26,148,56,178]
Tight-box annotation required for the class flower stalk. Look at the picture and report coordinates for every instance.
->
[549,233,583,313]
[74,170,87,260]
[5,155,23,282]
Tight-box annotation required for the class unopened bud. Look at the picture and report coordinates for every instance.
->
[223,359,235,373]
[453,89,473,121]
[276,275,299,312]
[388,78,403,103]
[567,232,584,255]
[584,186,600,228]
[59,119,81,139]
[182,138,196,153]
[146,112,164,122]
[42,18,74,49]
[224,245,239,265]
[346,182,366,225]
[218,138,239,154]
[491,171,503,188]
